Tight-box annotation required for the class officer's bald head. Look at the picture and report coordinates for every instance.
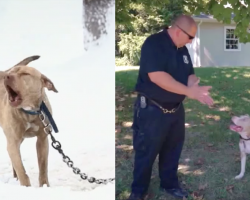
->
[171,15,197,32]
[167,14,197,48]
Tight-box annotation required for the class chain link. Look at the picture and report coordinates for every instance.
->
[39,111,115,184]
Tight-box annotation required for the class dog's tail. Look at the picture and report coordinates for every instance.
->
[5,55,41,73]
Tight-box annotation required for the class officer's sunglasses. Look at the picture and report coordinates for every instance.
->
[175,24,195,40]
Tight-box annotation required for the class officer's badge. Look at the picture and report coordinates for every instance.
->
[183,55,189,64]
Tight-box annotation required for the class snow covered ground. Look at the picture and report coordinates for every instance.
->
[0,0,115,200]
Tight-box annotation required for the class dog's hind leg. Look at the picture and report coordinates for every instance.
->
[36,134,50,187]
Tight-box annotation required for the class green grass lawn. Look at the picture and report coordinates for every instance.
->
[115,67,250,200]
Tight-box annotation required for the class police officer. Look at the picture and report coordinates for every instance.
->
[128,15,214,200]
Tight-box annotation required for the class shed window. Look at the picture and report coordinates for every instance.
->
[224,27,241,51]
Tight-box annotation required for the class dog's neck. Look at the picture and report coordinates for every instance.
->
[19,95,44,115]
[239,132,250,140]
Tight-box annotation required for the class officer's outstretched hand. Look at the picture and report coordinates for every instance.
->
[186,79,214,106]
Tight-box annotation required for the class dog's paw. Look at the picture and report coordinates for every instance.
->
[235,174,244,179]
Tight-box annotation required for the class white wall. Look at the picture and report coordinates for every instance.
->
[200,22,250,67]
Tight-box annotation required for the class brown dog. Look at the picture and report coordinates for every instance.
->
[0,56,58,187]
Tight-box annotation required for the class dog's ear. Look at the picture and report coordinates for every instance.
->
[5,55,40,73]
[13,55,40,67]
[41,74,58,93]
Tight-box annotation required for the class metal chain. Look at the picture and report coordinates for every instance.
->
[39,111,115,184]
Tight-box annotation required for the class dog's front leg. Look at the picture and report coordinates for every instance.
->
[235,151,247,179]
[12,139,23,180]
[7,140,31,186]
[36,134,50,187]
[13,166,17,179]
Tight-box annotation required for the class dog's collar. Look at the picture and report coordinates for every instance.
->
[20,108,40,115]
[240,135,250,140]
[20,101,58,133]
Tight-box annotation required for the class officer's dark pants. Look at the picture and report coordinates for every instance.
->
[131,97,185,195]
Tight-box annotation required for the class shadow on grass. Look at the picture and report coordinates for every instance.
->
[116,67,250,200]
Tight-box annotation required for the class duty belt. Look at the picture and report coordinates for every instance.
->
[138,93,181,114]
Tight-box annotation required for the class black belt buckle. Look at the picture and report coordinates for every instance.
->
[140,96,147,108]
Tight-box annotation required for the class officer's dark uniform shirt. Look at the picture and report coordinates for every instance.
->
[135,28,195,107]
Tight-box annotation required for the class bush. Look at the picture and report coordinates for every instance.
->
[115,56,132,66]
[117,32,149,66]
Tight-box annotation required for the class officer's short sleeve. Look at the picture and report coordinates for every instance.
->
[189,64,195,75]
[186,49,195,75]
[140,37,166,73]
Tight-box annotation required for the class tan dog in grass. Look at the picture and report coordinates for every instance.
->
[0,56,58,187]
[230,114,250,179]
